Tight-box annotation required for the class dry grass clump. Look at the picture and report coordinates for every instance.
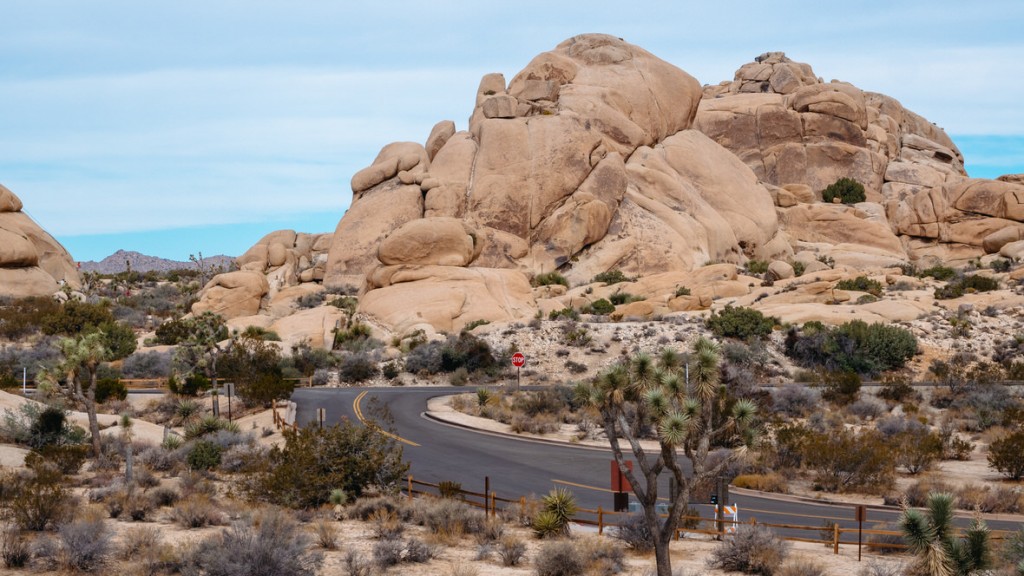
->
[707,524,789,575]
[732,472,790,493]
[171,494,225,528]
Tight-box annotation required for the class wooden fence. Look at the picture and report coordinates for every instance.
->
[403,475,1018,555]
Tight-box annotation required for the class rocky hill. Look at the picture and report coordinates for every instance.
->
[0,184,80,298]
[79,250,235,275]
[189,34,1024,349]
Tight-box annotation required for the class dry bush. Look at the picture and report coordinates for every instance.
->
[497,535,527,566]
[0,524,29,568]
[311,518,338,550]
[707,524,789,575]
[171,495,225,528]
[344,550,372,576]
[370,509,404,540]
[732,473,789,493]
[578,538,625,575]
[57,513,113,572]
[472,517,505,545]
[857,559,905,576]
[501,496,542,527]
[613,513,654,552]
[776,557,830,576]
[955,483,1024,514]
[347,495,407,521]
[372,538,403,568]
[535,540,585,576]
[182,509,323,576]
[149,486,181,508]
[864,522,905,555]
[898,477,954,507]
[409,497,485,542]
[1,465,75,531]
[119,525,162,561]
[448,563,480,576]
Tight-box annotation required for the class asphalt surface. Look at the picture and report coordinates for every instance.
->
[291,386,1023,542]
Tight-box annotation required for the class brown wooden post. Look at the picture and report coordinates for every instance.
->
[407,475,413,502]
[833,524,840,555]
[597,507,603,535]
[484,476,490,510]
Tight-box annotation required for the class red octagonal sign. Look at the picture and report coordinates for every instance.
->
[511,352,526,368]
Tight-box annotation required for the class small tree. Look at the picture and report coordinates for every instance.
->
[987,430,1024,480]
[42,331,111,457]
[901,492,990,576]
[581,338,757,576]
[822,177,866,204]
[218,333,291,406]
[173,312,229,396]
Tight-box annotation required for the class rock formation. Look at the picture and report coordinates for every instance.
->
[0,184,80,298]
[194,35,1024,338]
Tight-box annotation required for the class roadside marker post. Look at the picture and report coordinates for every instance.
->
[856,505,867,561]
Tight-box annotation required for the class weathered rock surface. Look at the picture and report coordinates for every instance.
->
[217,38,1024,336]
[0,184,80,298]
[191,271,269,319]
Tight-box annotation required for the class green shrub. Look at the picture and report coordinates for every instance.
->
[609,292,641,305]
[836,276,883,297]
[821,177,866,204]
[333,322,373,348]
[26,444,89,475]
[919,265,957,280]
[534,272,568,288]
[168,373,211,396]
[820,370,861,406]
[585,299,615,315]
[988,429,1024,480]
[802,428,895,493]
[707,305,777,340]
[747,260,770,274]
[935,274,1000,299]
[674,286,691,297]
[533,488,577,539]
[548,308,580,321]
[246,416,409,509]
[592,270,631,285]
[187,440,222,470]
[95,377,127,404]
[791,262,806,277]
[184,416,239,440]
[0,465,73,531]
[327,295,358,314]
[785,320,917,376]
[338,353,378,383]
[462,319,490,332]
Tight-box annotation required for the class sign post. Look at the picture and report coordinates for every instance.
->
[611,460,633,512]
[225,382,235,422]
[856,505,867,561]
[511,353,525,391]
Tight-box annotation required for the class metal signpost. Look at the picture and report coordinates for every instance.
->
[511,352,525,391]
[610,460,633,511]
[225,382,234,422]
[856,505,867,561]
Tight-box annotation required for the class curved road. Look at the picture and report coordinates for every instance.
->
[292,387,1023,541]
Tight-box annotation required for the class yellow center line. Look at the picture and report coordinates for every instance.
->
[352,391,420,447]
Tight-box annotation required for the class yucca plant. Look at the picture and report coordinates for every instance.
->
[900,492,990,576]
[532,488,578,538]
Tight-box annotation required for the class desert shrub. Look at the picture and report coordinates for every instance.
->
[0,296,60,339]
[149,486,181,508]
[747,259,770,274]
[220,442,267,473]
[821,177,865,204]
[770,381,819,416]
[0,524,29,568]
[534,272,569,287]
[411,498,483,540]
[919,265,957,281]
[439,332,496,373]
[1002,527,1024,573]
[372,538,404,568]
[802,428,895,493]
[893,428,943,475]
[579,538,625,575]
[247,417,409,509]
[785,320,917,376]
[312,518,338,550]
[549,307,580,321]
[0,465,73,531]
[593,270,632,285]
[338,352,378,383]
[296,292,326,309]
[172,495,224,528]
[708,524,789,575]
[988,429,1024,480]
[847,396,887,420]
[935,274,1000,299]
[333,321,372,349]
[497,535,527,566]
[535,540,585,576]
[674,286,691,297]
[371,509,404,540]
[121,350,172,378]
[187,439,223,470]
[776,559,829,576]
[836,275,884,297]
[877,375,919,403]
[865,522,905,554]
[404,537,436,563]
[220,334,292,406]
[1,403,83,449]
[184,415,239,440]
[94,377,128,403]
[404,340,444,374]
[119,525,162,561]
[182,509,323,576]
[57,514,112,572]
[613,513,654,552]
[732,473,789,493]
[820,370,862,406]
[707,305,777,340]
[586,298,615,315]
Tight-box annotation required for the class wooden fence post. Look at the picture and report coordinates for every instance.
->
[490,492,496,518]
[407,475,413,502]
[833,524,840,555]
[597,507,603,535]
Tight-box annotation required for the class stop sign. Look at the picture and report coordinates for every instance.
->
[511,352,526,367]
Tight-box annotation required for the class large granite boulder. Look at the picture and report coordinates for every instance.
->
[0,184,80,298]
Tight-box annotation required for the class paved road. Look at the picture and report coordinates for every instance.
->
[292,386,1023,542]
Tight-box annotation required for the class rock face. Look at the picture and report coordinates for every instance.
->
[213,37,1024,336]
[0,184,81,298]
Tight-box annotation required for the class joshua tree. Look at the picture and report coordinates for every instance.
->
[900,492,990,576]
[44,331,111,457]
[580,337,757,576]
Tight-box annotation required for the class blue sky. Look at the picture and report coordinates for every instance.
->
[2,1,1022,262]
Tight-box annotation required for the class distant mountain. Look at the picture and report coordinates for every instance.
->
[78,249,235,274]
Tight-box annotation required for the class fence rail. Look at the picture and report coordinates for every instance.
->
[402,474,1019,555]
